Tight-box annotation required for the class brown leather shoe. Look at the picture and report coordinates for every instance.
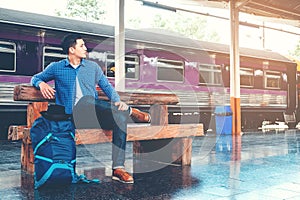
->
[112,168,134,184]
[130,108,151,123]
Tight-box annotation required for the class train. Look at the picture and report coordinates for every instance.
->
[0,7,298,139]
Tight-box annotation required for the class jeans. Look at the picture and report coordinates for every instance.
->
[72,96,130,168]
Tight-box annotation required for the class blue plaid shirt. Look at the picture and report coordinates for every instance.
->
[31,58,120,114]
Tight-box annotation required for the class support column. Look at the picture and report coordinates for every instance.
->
[115,0,125,92]
[229,0,241,135]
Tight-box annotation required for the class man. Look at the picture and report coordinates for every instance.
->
[31,34,149,184]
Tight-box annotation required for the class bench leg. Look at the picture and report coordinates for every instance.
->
[172,138,192,166]
[21,128,34,174]
[20,101,47,174]
[133,138,192,172]
[27,102,48,127]
[21,171,34,192]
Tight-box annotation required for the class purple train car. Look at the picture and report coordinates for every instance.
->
[0,7,297,138]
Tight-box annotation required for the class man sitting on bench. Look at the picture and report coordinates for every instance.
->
[30,33,150,184]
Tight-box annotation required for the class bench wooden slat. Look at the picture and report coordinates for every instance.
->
[14,85,179,105]
[20,124,203,145]
[14,85,51,102]
[75,124,203,144]
[7,125,26,140]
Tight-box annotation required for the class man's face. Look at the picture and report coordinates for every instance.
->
[70,39,87,59]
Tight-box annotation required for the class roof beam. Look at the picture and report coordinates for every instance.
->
[235,0,251,10]
[247,1,300,19]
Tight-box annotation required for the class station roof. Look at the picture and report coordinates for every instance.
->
[0,7,293,64]
[142,0,300,27]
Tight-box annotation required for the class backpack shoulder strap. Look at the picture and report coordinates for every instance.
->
[33,133,53,155]
[75,174,100,184]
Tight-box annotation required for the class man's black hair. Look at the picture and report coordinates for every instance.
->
[61,34,83,54]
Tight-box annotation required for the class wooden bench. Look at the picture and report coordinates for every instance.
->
[12,85,204,174]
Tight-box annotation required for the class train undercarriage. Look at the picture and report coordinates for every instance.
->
[0,104,291,140]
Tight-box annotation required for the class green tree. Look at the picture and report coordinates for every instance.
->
[56,0,106,23]
[290,40,300,59]
[147,12,220,42]
[127,18,142,29]
[56,1,220,43]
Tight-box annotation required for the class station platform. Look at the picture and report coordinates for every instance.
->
[1,130,300,199]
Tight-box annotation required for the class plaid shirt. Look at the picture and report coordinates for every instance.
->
[31,58,120,114]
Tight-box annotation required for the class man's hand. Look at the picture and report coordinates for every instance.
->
[39,82,56,99]
[114,101,129,111]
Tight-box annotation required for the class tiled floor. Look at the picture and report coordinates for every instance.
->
[1,130,300,199]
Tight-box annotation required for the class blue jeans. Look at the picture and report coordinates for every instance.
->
[72,96,130,168]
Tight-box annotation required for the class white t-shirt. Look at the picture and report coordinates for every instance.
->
[71,64,83,105]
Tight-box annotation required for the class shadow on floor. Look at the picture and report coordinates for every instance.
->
[20,163,200,200]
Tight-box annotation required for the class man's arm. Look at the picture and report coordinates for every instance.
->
[37,82,56,99]
[31,63,56,99]
[96,66,129,111]
[96,65,120,102]
[99,77,129,111]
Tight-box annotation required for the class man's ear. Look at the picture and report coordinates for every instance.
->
[69,46,75,54]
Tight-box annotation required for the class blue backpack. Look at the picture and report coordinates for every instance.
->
[30,116,99,189]
[30,116,78,189]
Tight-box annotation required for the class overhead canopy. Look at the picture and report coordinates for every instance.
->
[145,0,299,135]
[142,0,300,27]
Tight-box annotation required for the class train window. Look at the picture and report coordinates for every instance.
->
[264,70,281,89]
[240,68,254,87]
[157,59,184,82]
[198,64,221,85]
[43,46,66,70]
[106,54,139,79]
[0,41,16,72]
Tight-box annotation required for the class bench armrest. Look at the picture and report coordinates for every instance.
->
[14,85,179,105]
